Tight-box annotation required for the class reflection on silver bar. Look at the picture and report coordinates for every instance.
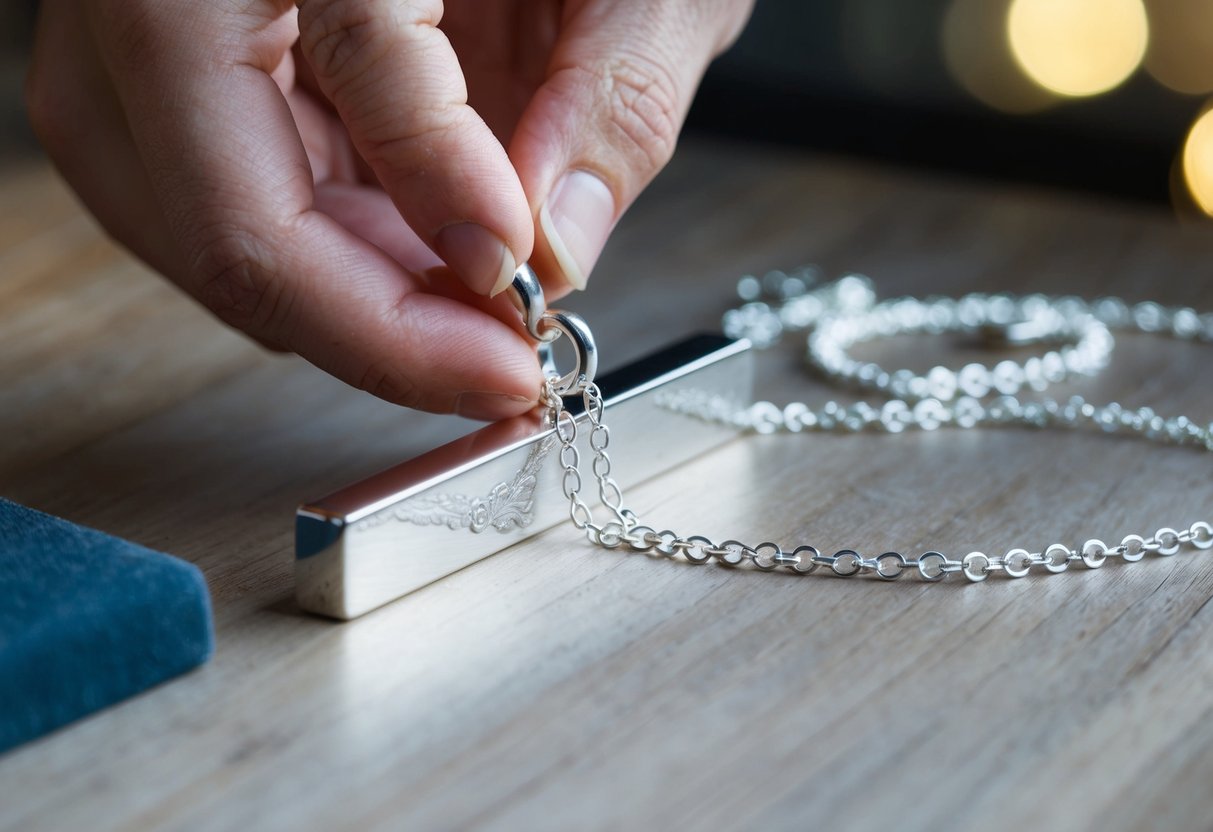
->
[296,334,753,620]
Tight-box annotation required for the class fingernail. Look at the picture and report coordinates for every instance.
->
[454,391,533,421]
[539,170,616,291]
[434,223,516,296]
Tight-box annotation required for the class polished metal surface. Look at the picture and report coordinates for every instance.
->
[536,309,598,396]
[507,261,597,395]
[507,264,558,343]
[296,334,753,619]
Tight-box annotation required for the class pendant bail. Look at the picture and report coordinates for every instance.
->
[508,263,598,397]
[508,263,559,343]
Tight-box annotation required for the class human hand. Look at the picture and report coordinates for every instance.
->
[26,0,753,419]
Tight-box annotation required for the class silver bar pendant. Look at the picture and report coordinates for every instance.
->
[296,334,753,620]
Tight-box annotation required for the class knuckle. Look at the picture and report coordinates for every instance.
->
[193,227,296,336]
[356,359,423,409]
[602,56,682,175]
[299,0,435,88]
[298,0,460,161]
[356,107,459,171]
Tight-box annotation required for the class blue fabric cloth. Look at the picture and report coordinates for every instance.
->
[0,498,213,753]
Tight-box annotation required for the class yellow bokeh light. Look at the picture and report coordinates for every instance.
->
[1007,0,1149,97]
[942,0,1058,114]
[1182,106,1213,216]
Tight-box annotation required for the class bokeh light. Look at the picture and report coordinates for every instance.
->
[942,0,1057,114]
[1182,105,1213,216]
[1142,0,1213,95]
[1007,0,1149,97]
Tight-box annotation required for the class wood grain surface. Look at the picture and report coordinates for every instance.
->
[1,139,1212,832]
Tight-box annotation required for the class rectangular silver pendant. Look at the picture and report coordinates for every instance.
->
[295,334,753,620]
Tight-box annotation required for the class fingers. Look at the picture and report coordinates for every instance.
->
[296,0,534,296]
[77,1,541,418]
[510,0,753,294]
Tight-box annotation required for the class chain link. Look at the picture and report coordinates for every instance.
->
[544,269,1213,583]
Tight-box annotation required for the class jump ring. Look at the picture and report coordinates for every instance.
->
[717,540,751,567]
[752,542,783,572]
[1154,528,1182,556]
[874,551,907,580]
[538,310,598,397]
[1191,522,1213,551]
[962,552,990,582]
[1003,548,1033,578]
[1120,534,1146,562]
[829,549,863,577]
[1043,543,1071,573]
[917,551,949,582]
[790,545,820,574]
[683,535,715,564]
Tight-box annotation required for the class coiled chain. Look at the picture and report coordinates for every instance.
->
[543,267,1213,583]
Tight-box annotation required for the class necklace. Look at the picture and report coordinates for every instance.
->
[528,266,1213,583]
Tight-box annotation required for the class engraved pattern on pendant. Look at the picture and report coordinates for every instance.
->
[356,435,557,533]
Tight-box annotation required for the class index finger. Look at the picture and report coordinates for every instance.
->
[87,0,542,417]
[297,0,535,296]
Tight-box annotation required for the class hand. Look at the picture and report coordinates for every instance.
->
[26,0,753,419]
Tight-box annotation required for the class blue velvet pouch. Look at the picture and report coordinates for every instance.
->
[0,498,214,753]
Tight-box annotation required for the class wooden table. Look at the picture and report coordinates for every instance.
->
[2,139,1212,831]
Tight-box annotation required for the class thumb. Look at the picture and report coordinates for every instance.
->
[509,0,751,294]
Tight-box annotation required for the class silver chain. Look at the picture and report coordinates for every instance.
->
[542,267,1213,583]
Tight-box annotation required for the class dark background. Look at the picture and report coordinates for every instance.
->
[3,1,1208,207]
[691,0,1201,203]
[0,1,37,158]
